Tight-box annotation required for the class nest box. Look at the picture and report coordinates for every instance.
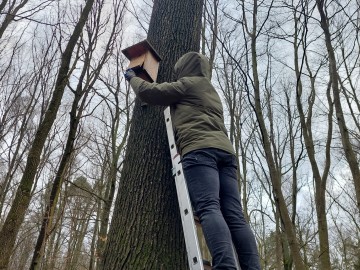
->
[122,40,162,82]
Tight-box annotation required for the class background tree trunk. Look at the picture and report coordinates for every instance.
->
[95,45,133,266]
[293,3,333,268]
[100,0,204,268]
[316,0,360,211]
[244,0,306,268]
[0,0,95,268]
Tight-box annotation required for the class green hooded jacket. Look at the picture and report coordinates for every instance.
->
[129,52,235,156]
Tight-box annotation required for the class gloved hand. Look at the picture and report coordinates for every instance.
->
[124,69,136,81]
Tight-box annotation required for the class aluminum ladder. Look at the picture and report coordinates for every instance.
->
[164,107,211,270]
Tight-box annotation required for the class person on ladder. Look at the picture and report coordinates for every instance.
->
[124,52,261,270]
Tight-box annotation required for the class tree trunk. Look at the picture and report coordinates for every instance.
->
[30,54,89,270]
[100,0,204,269]
[275,213,283,270]
[96,166,117,262]
[89,194,101,270]
[0,1,95,268]
[68,202,93,270]
[96,78,132,264]
[0,0,29,39]
[293,6,332,269]
[248,1,306,268]
[316,0,360,211]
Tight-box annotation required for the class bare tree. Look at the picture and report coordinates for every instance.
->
[0,0,54,39]
[290,1,334,268]
[94,44,133,266]
[29,1,128,268]
[328,175,360,269]
[201,0,219,78]
[0,28,59,220]
[0,0,95,267]
[238,0,305,268]
[316,0,360,211]
[62,176,95,270]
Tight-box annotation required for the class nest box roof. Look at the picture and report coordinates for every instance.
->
[122,40,162,62]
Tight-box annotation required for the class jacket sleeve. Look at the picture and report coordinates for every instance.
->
[129,77,188,106]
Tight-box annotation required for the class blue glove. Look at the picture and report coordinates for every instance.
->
[124,69,136,81]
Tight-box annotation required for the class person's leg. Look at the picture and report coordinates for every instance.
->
[218,151,261,270]
[182,149,237,270]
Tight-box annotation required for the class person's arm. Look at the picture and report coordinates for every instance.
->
[129,76,188,106]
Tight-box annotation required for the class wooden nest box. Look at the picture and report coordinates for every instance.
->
[122,40,162,82]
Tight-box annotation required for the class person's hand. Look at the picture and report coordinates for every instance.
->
[124,69,136,81]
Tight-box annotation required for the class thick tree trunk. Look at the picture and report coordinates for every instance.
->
[100,0,204,269]
[0,1,95,268]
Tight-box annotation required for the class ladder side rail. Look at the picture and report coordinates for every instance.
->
[164,107,204,270]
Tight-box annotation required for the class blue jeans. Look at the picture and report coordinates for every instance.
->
[182,148,261,270]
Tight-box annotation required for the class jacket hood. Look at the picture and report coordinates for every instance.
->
[174,52,211,80]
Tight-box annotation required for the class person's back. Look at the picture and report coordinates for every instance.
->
[169,52,235,156]
[125,52,261,270]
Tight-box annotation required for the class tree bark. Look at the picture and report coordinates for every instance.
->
[100,0,204,269]
[0,1,95,268]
